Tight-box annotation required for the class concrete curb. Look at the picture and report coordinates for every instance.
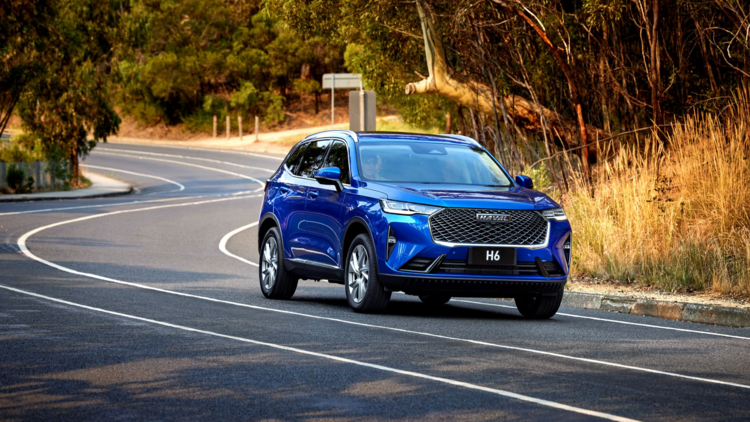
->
[561,292,750,328]
[0,172,133,202]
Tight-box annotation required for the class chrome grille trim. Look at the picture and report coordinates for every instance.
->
[428,208,550,249]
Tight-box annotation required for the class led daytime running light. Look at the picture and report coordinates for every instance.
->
[380,199,441,216]
[541,208,567,221]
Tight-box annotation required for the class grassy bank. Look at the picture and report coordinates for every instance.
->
[565,93,750,296]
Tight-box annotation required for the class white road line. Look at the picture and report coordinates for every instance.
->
[453,299,750,341]
[16,206,750,391]
[0,191,256,217]
[0,283,639,422]
[220,223,750,342]
[93,151,265,190]
[213,225,750,390]
[82,164,185,193]
[96,148,277,173]
[218,222,259,267]
[107,143,286,160]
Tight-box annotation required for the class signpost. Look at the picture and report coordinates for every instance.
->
[322,73,362,128]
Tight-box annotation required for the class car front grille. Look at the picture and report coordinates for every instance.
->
[429,208,548,246]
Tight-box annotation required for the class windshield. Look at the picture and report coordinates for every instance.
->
[356,141,513,186]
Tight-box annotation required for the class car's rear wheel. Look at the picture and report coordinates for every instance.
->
[419,294,451,305]
[514,290,564,319]
[345,234,391,313]
[259,227,298,299]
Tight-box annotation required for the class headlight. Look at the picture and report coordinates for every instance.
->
[541,208,567,221]
[380,199,441,215]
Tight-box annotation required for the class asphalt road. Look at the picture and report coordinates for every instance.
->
[1,143,749,421]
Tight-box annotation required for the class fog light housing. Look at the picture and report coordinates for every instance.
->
[387,227,397,259]
[563,238,571,267]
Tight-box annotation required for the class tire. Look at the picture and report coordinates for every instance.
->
[259,227,298,299]
[514,290,564,319]
[419,294,451,306]
[345,234,391,313]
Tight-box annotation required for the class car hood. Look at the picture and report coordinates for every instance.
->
[363,182,559,210]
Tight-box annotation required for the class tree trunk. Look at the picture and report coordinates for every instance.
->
[405,2,593,145]
[405,1,600,180]
[650,0,663,126]
[70,143,80,186]
[492,0,591,181]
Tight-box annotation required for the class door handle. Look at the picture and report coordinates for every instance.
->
[279,186,290,194]
[308,190,319,199]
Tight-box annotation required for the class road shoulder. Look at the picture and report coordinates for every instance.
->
[558,290,750,328]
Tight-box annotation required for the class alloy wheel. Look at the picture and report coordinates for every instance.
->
[347,244,369,303]
[261,237,278,291]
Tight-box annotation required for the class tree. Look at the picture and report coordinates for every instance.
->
[2,0,122,184]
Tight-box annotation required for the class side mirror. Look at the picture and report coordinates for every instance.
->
[314,166,343,192]
[515,175,534,190]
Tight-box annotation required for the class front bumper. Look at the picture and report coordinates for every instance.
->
[375,212,571,297]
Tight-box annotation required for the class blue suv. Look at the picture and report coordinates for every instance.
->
[258,131,571,318]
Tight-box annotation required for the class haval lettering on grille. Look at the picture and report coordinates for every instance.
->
[257,131,572,318]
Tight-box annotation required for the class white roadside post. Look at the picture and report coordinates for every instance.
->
[331,74,335,127]
[213,115,217,138]
[238,116,243,141]
[359,79,365,132]
[255,115,259,142]
[226,116,230,139]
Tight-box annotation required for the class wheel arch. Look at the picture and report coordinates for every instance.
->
[258,213,281,251]
[342,217,376,263]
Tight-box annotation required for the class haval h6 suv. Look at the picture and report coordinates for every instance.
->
[257,131,571,318]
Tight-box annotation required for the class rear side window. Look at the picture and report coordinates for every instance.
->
[295,140,332,178]
[285,142,309,173]
[322,141,350,184]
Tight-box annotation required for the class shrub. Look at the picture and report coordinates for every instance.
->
[566,92,750,296]
[6,165,34,194]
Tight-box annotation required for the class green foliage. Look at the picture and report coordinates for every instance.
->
[6,164,34,193]
[230,82,261,114]
[7,0,122,184]
[0,134,43,162]
[115,1,344,128]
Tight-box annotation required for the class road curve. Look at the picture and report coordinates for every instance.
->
[1,143,748,421]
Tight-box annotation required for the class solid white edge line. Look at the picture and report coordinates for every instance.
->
[220,223,750,342]
[17,198,750,395]
[0,190,258,217]
[95,147,276,173]
[212,225,750,390]
[82,164,185,193]
[218,222,259,267]
[0,283,640,422]
[93,150,265,191]
[452,299,750,341]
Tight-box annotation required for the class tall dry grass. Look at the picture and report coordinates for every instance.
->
[565,91,750,295]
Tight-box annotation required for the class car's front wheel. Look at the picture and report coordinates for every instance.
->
[345,234,391,313]
[514,290,563,319]
[259,227,298,299]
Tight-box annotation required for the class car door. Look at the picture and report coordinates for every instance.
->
[273,141,311,261]
[301,140,351,268]
[283,139,333,263]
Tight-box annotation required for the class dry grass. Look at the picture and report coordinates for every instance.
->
[564,91,750,296]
